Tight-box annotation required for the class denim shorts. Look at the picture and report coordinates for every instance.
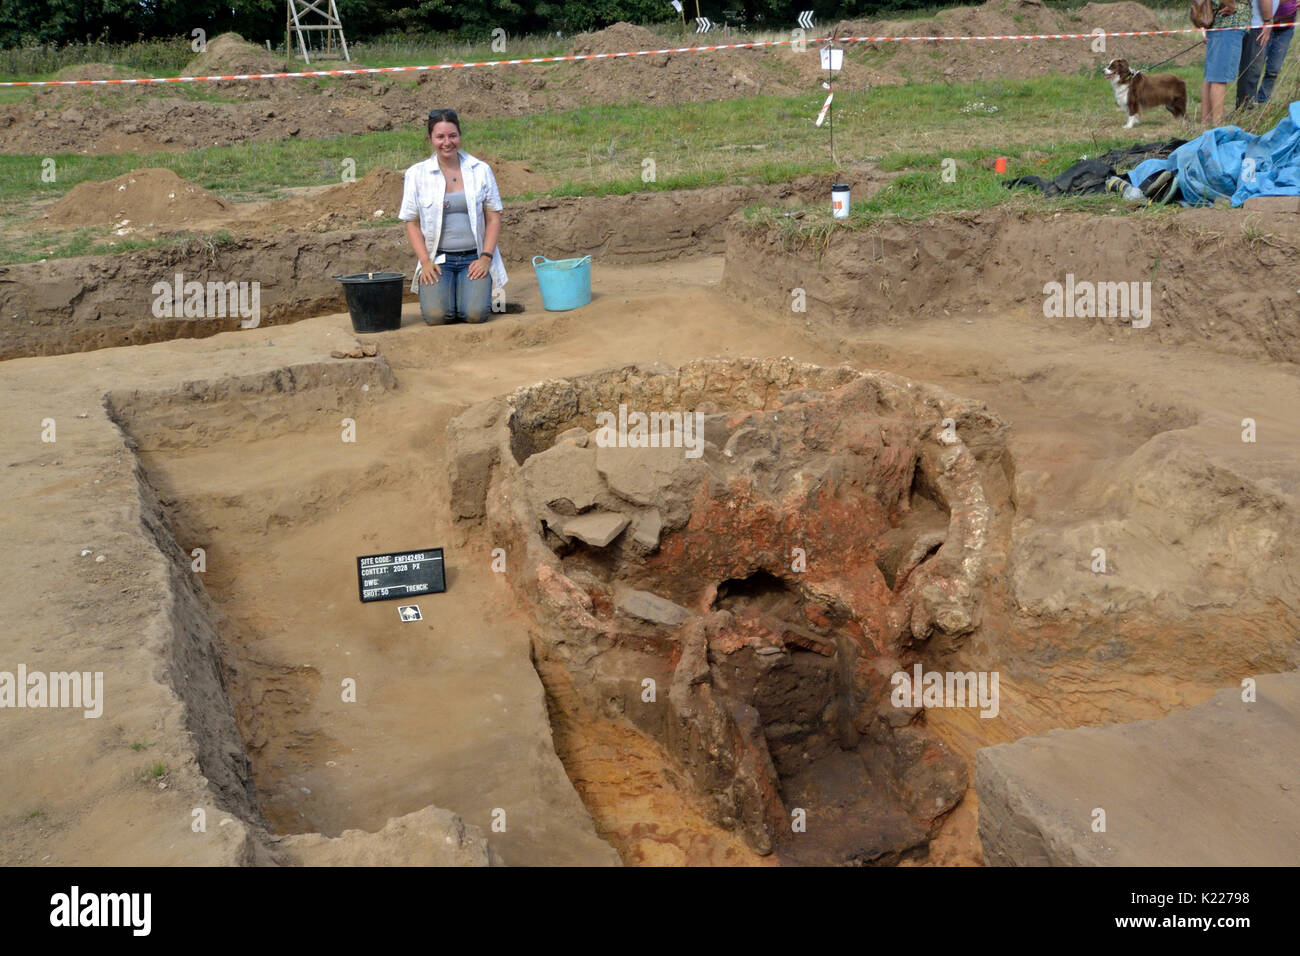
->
[1205,27,1246,83]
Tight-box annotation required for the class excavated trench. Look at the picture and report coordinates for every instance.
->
[90,231,1300,863]
[105,337,1300,865]
[449,357,1010,863]
[119,351,1010,863]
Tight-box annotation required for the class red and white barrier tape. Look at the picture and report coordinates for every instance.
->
[815,91,834,127]
[0,27,1233,87]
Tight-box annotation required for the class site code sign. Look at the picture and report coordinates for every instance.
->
[357,548,446,603]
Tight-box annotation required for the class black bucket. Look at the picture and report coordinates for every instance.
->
[332,272,405,333]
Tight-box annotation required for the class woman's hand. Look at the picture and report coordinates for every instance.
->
[467,254,490,280]
[406,221,439,284]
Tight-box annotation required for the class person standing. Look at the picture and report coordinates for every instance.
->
[1236,0,1277,110]
[1203,0,1253,125]
[1252,0,1296,102]
[399,108,508,325]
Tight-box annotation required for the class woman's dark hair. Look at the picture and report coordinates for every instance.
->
[427,109,461,137]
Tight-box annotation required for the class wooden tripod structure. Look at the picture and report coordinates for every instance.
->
[285,0,350,64]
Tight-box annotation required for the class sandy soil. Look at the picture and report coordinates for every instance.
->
[4,238,1297,864]
[1,0,1296,865]
[2,169,881,360]
[38,162,553,232]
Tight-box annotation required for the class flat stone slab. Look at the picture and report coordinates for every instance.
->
[595,441,702,522]
[615,587,690,627]
[561,511,630,547]
[520,441,605,516]
[976,671,1300,866]
[630,508,663,551]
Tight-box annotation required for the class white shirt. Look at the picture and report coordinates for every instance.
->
[399,150,508,293]
[1250,0,1274,27]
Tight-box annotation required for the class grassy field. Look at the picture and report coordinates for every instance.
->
[1,9,1296,265]
[0,68,1225,200]
[0,0,1193,79]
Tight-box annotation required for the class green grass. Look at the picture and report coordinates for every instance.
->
[1,35,1295,266]
[134,761,168,783]
[742,134,1189,252]
[0,229,236,267]
[0,37,192,80]
[0,134,420,203]
[0,66,1202,202]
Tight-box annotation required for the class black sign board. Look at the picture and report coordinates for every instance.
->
[357,547,446,603]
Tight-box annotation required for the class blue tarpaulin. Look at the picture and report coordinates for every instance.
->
[1127,100,1300,206]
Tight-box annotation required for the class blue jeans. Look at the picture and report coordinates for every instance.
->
[1236,28,1270,109]
[417,250,491,325]
[1258,25,1295,102]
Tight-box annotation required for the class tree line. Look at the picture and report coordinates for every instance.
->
[0,1,947,47]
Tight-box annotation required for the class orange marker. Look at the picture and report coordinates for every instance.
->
[994,157,1007,173]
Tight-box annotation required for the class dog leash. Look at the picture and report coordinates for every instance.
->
[1138,38,1207,73]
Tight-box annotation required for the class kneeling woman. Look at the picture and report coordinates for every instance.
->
[399,108,507,324]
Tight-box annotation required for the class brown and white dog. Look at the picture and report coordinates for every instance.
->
[1103,58,1187,128]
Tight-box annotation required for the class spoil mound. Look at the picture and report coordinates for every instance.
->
[570,22,664,56]
[51,63,138,81]
[482,155,554,197]
[835,0,1185,83]
[949,0,1061,34]
[381,155,555,200]
[43,167,233,227]
[333,165,403,211]
[1076,2,1189,67]
[244,158,551,233]
[183,32,291,76]
[414,23,753,119]
[245,166,405,231]
[413,67,549,119]
[1077,0,1163,32]
[551,20,781,107]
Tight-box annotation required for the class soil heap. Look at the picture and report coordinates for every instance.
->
[183,32,292,76]
[834,0,1185,83]
[42,167,233,227]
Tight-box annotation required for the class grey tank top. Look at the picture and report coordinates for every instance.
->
[437,190,476,252]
